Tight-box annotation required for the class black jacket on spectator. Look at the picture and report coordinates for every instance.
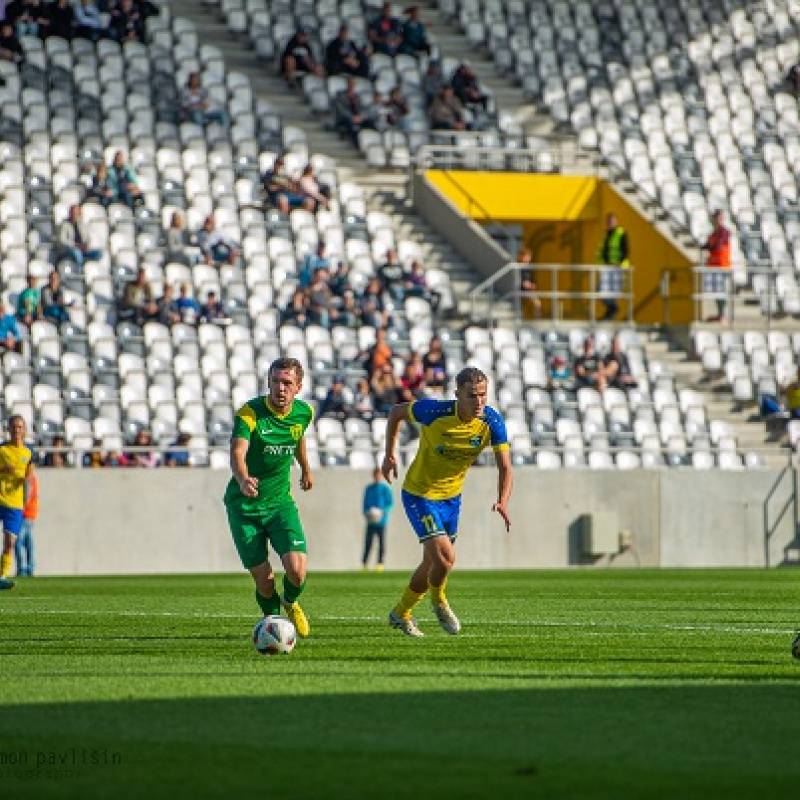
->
[46,0,76,40]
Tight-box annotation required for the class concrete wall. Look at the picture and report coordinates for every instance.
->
[33,467,796,575]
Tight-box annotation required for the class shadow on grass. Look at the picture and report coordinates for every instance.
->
[2,684,799,800]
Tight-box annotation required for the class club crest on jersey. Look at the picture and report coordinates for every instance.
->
[290,424,303,441]
[469,435,483,448]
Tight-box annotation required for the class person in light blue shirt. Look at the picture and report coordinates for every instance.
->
[299,241,330,289]
[0,300,21,353]
[362,468,394,572]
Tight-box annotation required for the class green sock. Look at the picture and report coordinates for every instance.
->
[282,577,306,605]
[255,589,281,617]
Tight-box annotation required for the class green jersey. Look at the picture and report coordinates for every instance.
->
[223,396,314,512]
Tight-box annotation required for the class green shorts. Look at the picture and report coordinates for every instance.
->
[226,501,307,570]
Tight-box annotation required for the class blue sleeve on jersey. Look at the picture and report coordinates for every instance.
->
[409,397,453,426]
[485,407,509,448]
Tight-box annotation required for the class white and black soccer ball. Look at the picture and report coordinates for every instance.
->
[253,615,297,656]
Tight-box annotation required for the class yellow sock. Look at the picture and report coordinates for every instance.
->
[393,586,426,620]
[0,552,11,579]
[429,578,448,606]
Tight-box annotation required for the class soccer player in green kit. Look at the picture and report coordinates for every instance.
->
[225,358,315,638]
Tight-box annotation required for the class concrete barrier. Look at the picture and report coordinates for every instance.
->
[32,467,796,575]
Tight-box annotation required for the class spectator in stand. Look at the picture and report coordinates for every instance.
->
[46,0,75,40]
[300,242,330,289]
[422,59,445,108]
[180,71,228,127]
[399,355,426,401]
[334,77,378,143]
[156,284,180,327]
[787,63,800,98]
[360,276,389,328]
[596,213,630,322]
[574,336,605,392]
[320,375,352,420]
[429,86,467,131]
[88,162,115,207]
[399,6,430,56]
[196,214,240,267]
[110,0,143,42]
[378,247,407,302]
[0,300,21,354]
[369,1,403,56]
[353,377,375,421]
[0,19,23,63]
[82,439,105,468]
[329,260,353,300]
[603,335,637,391]
[59,204,104,268]
[384,86,410,131]
[16,275,42,328]
[281,26,322,90]
[334,291,358,328]
[548,355,572,390]
[165,211,201,266]
[307,268,335,329]
[282,288,310,330]
[422,335,447,394]
[75,0,106,41]
[701,209,732,323]
[365,326,393,380]
[199,290,230,326]
[8,0,50,39]
[41,271,72,326]
[44,434,68,468]
[325,24,370,78]
[164,433,191,467]
[297,163,331,213]
[126,428,158,468]
[263,154,314,215]
[451,63,489,111]
[372,364,400,414]
[518,248,542,320]
[118,266,157,325]
[175,283,200,324]
[108,151,144,208]
[103,448,129,468]
[404,260,441,311]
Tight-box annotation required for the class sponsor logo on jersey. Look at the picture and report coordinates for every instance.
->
[263,445,297,456]
[469,435,483,448]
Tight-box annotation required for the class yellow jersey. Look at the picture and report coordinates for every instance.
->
[0,441,34,510]
[403,398,509,500]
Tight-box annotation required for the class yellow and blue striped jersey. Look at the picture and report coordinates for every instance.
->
[403,398,509,500]
[0,441,34,510]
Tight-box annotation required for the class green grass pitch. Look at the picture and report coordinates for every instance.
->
[1,570,799,799]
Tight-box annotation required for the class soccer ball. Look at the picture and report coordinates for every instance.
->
[253,615,296,656]
[366,507,383,523]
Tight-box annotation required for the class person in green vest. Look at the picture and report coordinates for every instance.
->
[596,213,630,321]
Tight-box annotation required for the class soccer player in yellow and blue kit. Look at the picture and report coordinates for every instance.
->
[0,415,35,591]
[382,367,513,636]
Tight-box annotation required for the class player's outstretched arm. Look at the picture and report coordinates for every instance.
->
[295,436,313,491]
[492,448,513,532]
[230,437,259,497]
[381,402,412,484]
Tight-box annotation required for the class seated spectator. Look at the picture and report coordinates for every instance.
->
[103,448,129,468]
[164,433,192,467]
[300,241,330,289]
[282,288,310,329]
[307,269,335,329]
[0,19,23,64]
[0,300,22,353]
[384,87,410,131]
[404,260,441,311]
[429,86,467,131]
[108,150,144,208]
[336,291,360,328]
[41,271,72,326]
[378,248,406,302]
[180,71,228,127]
[334,77,378,143]
[82,438,105,468]
[75,0,106,41]
[9,0,50,39]
[59,204,104,267]
[574,336,605,392]
[196,214,240,267]
[369,2,403,56]
[603,335,637,391]
[297,164,331,212]
[353,377,375,421]
[126,428,158,468]
[88,162,115,208]
[320,375,352,420]
[157,284,180,326]
[423,336,448,394]
[165,211,202,266]
[44,434,68,468]
[787,63,800,98]
[263,154,313,215]
[175,283,200,324]
[451,63,489,111]
[110,0,144,42]
[281,26,322,90]
[329,260,353,300]
[372,364,400,414]
[199,290,230,326]
[399,355,425,401]
[399,6,430,56]
[360,277,390,329]
[549,355,572,390]
[422,60,445,107]
[365,326,393,380]
[46,0,76,40]
[325,24,370,78]
[118,266,157,325]
[16,275,42,328]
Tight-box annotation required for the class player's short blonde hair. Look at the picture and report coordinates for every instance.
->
[456,366,488,389]
[269,357,304,383]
